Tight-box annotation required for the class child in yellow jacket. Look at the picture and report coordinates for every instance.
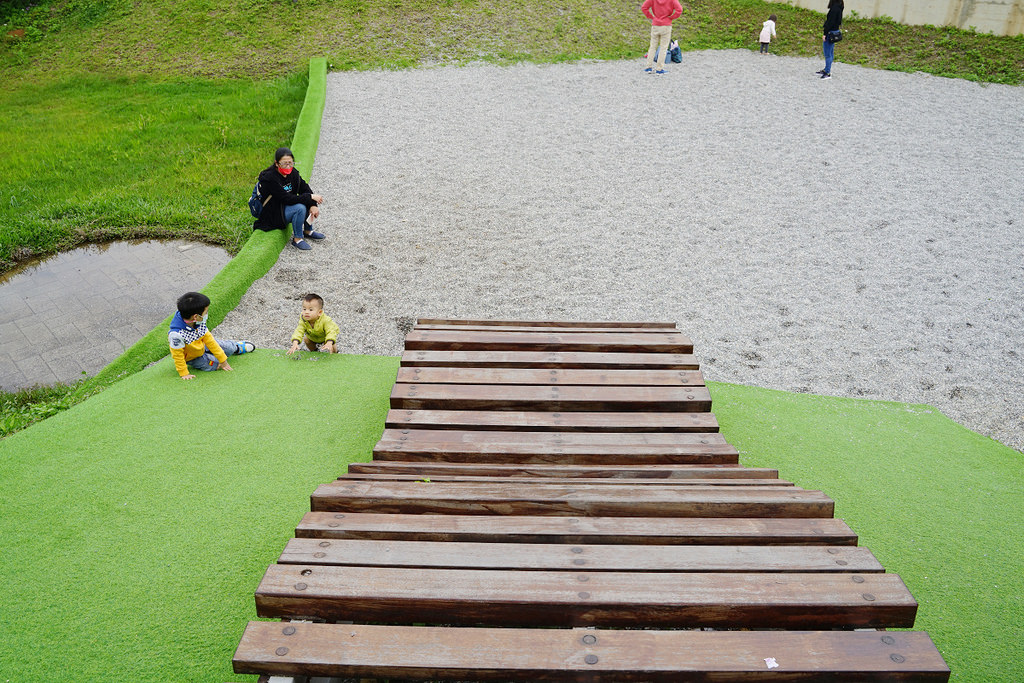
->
[288,293,341,354]
[168,292,255,380]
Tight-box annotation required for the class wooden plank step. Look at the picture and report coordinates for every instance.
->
[348,462,766,478]
[235,622,950,681]
[340,473,792,487]
[295,513,859,545]
[254,565,918,628]
[380,428,729,446]
[396,367,706,386]
[310,481,833,517]
[385,409,720,432]
[416,318,677,328]
[390,384,713,412]
[278,539,882,572]
[401,350,700,369]
[372,440,739,464]
[415,324,681,334]
[404,330,693,354]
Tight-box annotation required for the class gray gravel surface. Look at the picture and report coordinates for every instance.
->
[219,50,1024,452]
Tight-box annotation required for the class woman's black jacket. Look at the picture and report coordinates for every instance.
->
[823,3,844,33]
[252,165,317,231]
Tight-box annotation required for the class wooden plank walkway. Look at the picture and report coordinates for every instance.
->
[233,319,950,681]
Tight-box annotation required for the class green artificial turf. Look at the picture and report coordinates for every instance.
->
[710,381,1024,680]
[0,350,399,682]
[1,357,1021,681]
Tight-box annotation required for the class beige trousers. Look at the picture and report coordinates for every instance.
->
[646,25,673,69]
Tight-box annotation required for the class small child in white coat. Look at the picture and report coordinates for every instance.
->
[759,14,777,53]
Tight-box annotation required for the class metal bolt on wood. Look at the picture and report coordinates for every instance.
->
[581,634,597,645]
[282,626,296,636]
[585,655,599,664]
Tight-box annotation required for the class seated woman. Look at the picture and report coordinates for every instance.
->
[252,147,325,250]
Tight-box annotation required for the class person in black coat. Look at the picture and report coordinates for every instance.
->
[819,0,844,79]
[253,147,324,250]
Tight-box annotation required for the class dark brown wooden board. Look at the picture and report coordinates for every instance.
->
[295,513,860,545]
[404,330,694,354]
[278,538,881,572]
[340,473,792,487]
[415,324,680,334]
[310,481,833,517]
[379,428,728,446]
[234,622,950,681]
[416,319,677,328]
[390,384,713,412]
[400,350,700,369]
[348,462,768,479]
[395,367,706,386]
[385,409,720,433]
[254,565,918,628]
[372,441,739,464]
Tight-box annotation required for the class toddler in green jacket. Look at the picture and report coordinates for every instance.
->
[287,293,340,354]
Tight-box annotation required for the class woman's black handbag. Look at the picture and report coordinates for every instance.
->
[826,29,843,43]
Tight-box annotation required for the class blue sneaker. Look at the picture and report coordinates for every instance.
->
[644,67,653,73]
[655,69,668,75]
[292,239,312,250]
[304,230,326,240]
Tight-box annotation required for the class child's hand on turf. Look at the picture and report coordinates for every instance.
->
[219,361,233,372]
[182,374,196,380]
[320,341,335,353]
[287,340,301,355]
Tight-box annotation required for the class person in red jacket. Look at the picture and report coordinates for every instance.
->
[642,0,683,74]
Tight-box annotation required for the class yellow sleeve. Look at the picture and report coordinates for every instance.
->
[292,319,307,342]
[323,315,340,342]
[203,332,228,364]
[170,346,189,377]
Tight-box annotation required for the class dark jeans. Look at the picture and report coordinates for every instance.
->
[823,39,835,73]
[760,42,769,53]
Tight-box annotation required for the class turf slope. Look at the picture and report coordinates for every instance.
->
[0,351,1021,681]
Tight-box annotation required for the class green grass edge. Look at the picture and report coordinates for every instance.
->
[88,57,327,388]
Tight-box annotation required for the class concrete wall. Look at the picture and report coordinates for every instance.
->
[787,0,1024,35]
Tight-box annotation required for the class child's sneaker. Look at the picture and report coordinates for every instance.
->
[292,239,312,250]
[644,67,653,73]
[304,230,326,240]
[655,69,668,75]
[820,72,831,79]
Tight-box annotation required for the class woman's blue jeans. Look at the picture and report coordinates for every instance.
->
[823,39,835,74]
[283,203,308,240]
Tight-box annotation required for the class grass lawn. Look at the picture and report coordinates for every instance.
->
[1,349,1021,681]
[0,74,307,270]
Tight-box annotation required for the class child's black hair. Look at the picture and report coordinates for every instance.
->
[769,13,777,21]
[303,293,324,309]
[177,292,211,320]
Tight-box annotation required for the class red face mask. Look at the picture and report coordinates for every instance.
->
[277,165,292,176]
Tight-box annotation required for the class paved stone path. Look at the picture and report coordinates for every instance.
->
[0,239,230,391]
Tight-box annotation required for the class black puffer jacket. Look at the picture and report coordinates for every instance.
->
[252,165,317,231]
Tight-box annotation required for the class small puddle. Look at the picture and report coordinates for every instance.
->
[0,239,231,392]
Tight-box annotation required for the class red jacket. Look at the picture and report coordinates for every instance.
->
[642,0,683,26]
